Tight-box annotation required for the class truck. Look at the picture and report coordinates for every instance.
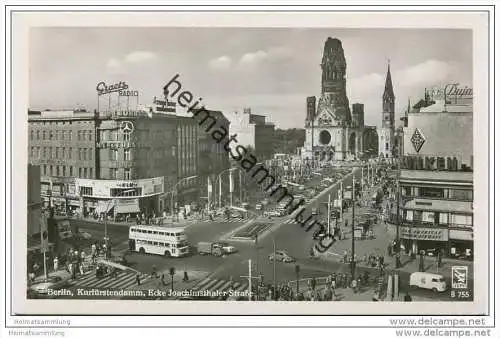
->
[197,241,237,257]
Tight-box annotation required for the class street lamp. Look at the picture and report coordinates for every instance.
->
[103,199,115,260]
[171,175,198,222]
[215,168,237,209]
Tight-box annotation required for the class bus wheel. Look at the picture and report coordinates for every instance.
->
[164,250,171,257]
[139,247,145,254]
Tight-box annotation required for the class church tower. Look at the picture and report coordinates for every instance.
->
[378,61,395,158]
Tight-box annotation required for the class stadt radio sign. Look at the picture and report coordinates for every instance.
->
[96,81,139,97]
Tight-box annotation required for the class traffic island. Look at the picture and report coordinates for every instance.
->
[229,222,274,241]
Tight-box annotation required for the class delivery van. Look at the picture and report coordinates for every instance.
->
[409,272,447,292]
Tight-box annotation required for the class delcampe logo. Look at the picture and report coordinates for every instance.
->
[451,266,468,289]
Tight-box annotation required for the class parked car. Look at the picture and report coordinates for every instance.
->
[268,250,295,263]
[29,270,71,295]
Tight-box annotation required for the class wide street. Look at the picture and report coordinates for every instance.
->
[65,164,456,301]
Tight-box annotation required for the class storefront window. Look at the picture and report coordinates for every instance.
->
[422,211,435,224]
[439,212,449,225]
[450,214,473,228]
[413,210,422,222]
[124,168,131,180]
[449,189,473,201]
[402,186,411,197]
[406,210,413,221]
[420,187,444,198]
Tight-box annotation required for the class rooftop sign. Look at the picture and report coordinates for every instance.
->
[429,83,473,102]
[96,81,129,96]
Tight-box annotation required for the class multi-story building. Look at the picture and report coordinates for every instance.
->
[27,164,43,237]
[226,108,276,161]
[388,86,473,259]
[28,109,177,218]
[28,109,98,214]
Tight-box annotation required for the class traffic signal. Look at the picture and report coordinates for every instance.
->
[295,264,300,274]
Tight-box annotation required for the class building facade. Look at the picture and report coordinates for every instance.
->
[301,37,379,162]
[388,88,473,258]
[27,164,43,237]
[28,109,177,218]
[226,108,276,161]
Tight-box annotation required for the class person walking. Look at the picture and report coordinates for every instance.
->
[53,256,59,272]
[136,273,141,286]
[351,278,358,294]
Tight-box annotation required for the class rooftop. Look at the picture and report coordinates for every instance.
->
[416,100,473,114]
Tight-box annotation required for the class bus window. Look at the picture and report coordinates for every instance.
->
[147,230,152,234]
[153,231,158,235]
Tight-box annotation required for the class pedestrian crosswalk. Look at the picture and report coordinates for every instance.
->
[67,270,150,290]
[190,277,249,294]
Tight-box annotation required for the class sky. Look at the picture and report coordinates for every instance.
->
[29,28,472,129]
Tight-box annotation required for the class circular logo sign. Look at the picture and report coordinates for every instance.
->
[120,121,135,133]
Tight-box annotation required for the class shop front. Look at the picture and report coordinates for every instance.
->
[449,228,473,260]
[76,177,164,219]
[399,225,449,256]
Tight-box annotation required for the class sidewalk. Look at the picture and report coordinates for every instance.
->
[321,184,474,278]
[128,269,210,295]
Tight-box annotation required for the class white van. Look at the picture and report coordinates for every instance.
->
[409,272,447,292]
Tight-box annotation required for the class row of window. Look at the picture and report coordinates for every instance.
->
[131,228,183,237]
[30,129,94,142]
[41,164,93,179]
[108,168,132,180]
[404,210,473,228]
[401,186,473,201]
[135,239,181,248]
[30,146,94,161]
[100,130,131,142]
[108,148,132,161]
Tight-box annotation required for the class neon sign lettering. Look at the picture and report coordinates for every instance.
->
[96,81,129,95]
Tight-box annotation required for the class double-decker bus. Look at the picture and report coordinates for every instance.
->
[128,225,190,257]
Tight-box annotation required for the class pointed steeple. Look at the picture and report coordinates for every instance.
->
[383,60,395,101]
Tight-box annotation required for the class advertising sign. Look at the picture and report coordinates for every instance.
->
[399,226,448,241]
[96,81,129,95]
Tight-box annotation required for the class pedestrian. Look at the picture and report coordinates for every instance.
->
[68,263,73,277]
[183,271,189,282]
[53,257,59,271]
[79,262,84,276]
[404,293,412,302]
[311,277,317,291]
[152,264,157,278]
[351,278,358,293]
[81,251,86,262]
[136,273,141,286]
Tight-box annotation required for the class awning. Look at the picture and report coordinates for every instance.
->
[115,199,140,214]
[95,201,114,214]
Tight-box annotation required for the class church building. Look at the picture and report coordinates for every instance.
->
[301,37,395,163]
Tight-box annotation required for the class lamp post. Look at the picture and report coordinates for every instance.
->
[395,159,402,268]
[171,176,198,222]
[273,237,277,300]
[215,168,236,209]
[103,199,115,260]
